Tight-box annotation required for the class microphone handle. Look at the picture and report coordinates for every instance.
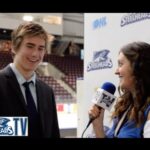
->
[87,116,97,128]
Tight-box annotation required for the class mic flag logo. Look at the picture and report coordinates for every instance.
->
[92,88,116,111]
[100,93,115,107]
[0,117,28,136]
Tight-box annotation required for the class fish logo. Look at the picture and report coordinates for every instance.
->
[0,118,10,127]
[0,118,14,135]
[93,49,109,61]
[87,49,113,72]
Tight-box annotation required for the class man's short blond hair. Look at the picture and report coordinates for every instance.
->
[11,22,48,51]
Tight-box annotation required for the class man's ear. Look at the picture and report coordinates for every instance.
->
[11,47,17,59]
[11,47,16,54]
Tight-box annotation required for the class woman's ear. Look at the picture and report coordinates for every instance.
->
[133,57,143,77]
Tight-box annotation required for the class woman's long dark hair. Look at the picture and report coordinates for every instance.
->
[112,42,150,126]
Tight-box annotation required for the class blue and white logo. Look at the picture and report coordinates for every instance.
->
[121,13,150,27]
[93,16,107,29]
[0,117,28,136]
[87,49,113,72]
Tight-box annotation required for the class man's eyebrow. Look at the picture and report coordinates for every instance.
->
[26,42,45,48]
[26,42,35,46]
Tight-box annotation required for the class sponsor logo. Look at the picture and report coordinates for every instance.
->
[93,16,107,29]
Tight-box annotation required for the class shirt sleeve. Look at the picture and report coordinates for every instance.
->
[86,126,110,138]
[143,120,150,138]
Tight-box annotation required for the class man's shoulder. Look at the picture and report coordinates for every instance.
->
[0,67,7,77]
[0,65,11,76]
[36,78,53,91]
[0,67,10,89]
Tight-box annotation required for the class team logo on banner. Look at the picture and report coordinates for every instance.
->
[0,117,28,136]
[121,13,150,27]
[87,49,113,72]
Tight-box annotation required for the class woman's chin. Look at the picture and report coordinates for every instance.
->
[119,83,124,89]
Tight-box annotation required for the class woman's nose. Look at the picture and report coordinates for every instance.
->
[115,68,119,75]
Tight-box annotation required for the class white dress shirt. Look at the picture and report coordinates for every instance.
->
[9,63,38,108]
[143,120,150,138]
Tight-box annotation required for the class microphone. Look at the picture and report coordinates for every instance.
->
[89,82,116,126]
[81,82,116,137]
[92,82,116,111]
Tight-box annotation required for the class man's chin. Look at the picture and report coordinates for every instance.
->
[26,67,37,72]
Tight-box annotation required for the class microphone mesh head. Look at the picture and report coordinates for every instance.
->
[101,82,116,95]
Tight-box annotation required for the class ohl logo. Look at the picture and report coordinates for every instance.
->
[93,16,107,29]
[0,117,28,136]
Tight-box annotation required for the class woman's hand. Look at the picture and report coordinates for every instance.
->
[88,105,105,137]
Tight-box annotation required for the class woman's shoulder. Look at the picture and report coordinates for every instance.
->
[144,105,150,119]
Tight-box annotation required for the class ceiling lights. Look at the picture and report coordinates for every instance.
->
[43,16,62,25]
[23,15,33,21]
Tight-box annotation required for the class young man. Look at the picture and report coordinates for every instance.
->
[0,22,60,138]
